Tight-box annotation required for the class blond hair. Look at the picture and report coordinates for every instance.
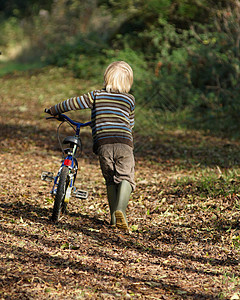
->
[104,61,133,93]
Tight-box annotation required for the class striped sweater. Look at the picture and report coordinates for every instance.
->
[49,89,135,153]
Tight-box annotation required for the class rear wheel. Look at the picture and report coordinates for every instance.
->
[51,166,69,222]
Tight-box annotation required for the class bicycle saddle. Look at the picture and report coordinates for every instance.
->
[63,136,81,148]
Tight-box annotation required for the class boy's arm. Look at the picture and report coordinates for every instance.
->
[49,92,95,115]
[129,109,135,129]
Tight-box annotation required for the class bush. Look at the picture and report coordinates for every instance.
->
[186,4,240,134]
[135,1,240,136]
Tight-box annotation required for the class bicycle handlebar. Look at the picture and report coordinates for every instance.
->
[60,113,91,127]
[44,109,91,127]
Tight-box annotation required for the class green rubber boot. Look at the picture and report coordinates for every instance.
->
[115,180,132,231]
[107,185,118,226]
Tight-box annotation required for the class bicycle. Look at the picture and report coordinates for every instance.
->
[41,109,91,222]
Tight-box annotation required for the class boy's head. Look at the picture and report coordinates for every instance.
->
[104,61,133,93]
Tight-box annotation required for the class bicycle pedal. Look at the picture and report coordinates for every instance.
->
[73,189,88,199]
[41,171,54,182]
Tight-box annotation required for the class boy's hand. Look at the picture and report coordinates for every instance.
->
[44,108,52,115]
[44,108,59,118]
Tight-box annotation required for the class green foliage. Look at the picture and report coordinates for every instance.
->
[0,16,24,48]
[1,0,240,138]
[99,0,211,26]
[128,1,240,135]
[0,0,53,18]
[185,6,240,134]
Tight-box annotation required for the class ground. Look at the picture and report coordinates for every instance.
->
[0,67,240,299]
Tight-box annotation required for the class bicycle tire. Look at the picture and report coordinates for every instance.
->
[51,166,69,222]
[61,171,76,214]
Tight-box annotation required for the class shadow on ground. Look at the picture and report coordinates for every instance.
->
[1,120,240,168]
[0,199,233,299]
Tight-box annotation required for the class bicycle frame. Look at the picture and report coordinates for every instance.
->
[51,159,77,200]
[43,114,91,201]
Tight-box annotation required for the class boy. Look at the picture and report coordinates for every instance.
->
[46,61,135,231]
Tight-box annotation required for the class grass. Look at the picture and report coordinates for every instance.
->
[0,60,46,77]
[174,168,240,198]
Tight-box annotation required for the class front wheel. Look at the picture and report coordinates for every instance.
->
[51,166,70,222]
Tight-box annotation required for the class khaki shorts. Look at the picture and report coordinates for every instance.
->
[98,143,135,191]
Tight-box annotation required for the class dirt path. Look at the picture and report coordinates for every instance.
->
[0,68,240,299]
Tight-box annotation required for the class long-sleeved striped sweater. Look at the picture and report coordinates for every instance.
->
[49,89,135,153]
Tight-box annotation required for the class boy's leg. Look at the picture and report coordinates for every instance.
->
[115,180,132,230]
[113,144,135,231]
[98,144,135,229]
[107,184,117,225]
[98,145,117,225]
[113,144,135,191]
